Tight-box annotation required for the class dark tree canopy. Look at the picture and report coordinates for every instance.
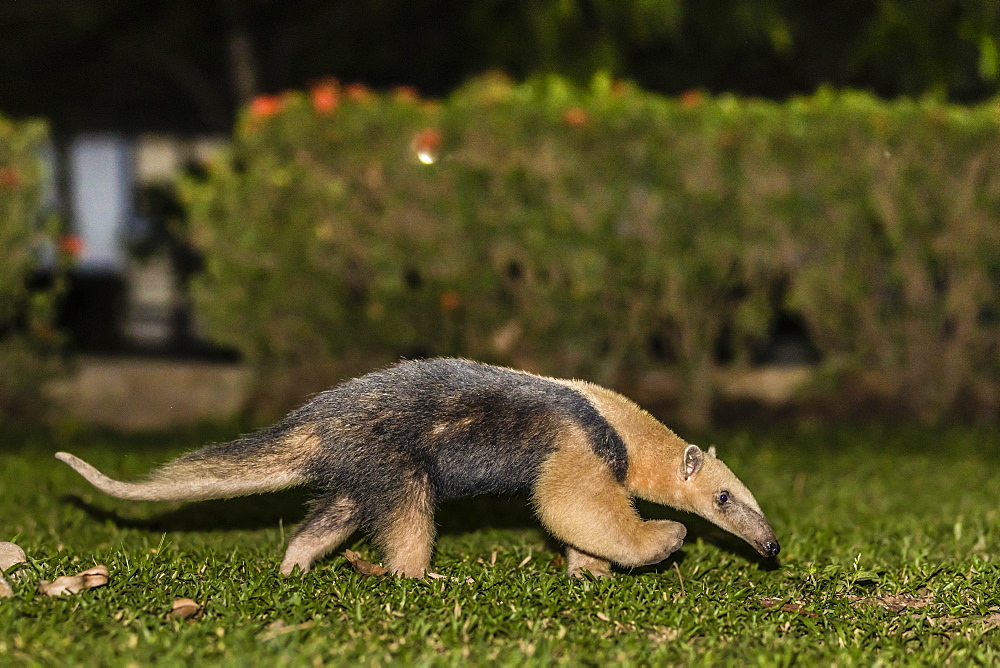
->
[1,0,997,132]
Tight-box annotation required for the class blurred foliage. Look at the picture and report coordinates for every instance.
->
[466,0,686,79]
[181,76,1000,426]
[1,1,998,133]
[0,116,64,419]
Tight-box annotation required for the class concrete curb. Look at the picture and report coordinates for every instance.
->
[45,357,252,431]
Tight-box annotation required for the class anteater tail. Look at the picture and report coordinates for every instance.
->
[55,426,320,502]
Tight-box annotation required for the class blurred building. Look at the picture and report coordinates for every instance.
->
[53,132,226,355]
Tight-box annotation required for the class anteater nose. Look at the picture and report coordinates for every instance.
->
[763,540,780,558]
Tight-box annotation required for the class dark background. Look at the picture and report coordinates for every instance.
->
[2,0,998,133]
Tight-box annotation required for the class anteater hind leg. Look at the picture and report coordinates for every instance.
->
[280,496,358,576]
[534,429,686,569]
[565,547,614,578]
[372,475,436,577]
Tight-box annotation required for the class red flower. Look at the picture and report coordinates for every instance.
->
[393,85,420,103]
[413,128,442,153]
[59,235,84,258]
[680,90,703,109]
[0,166,20,190]
[439,291,461,312]
[345,83,374,103]
[562,108,589,127]
[412,128,442,164]
[310,81,340,114]
[250,95,283,118]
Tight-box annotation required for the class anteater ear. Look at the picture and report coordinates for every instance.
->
[682,445,704,480]
[707,445,717,458]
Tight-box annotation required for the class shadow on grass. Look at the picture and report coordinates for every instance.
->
[61,491,544,535]
[437,496,781,573]
[632,500,781,573]
[60,492,779,571]
[60,489,310,533]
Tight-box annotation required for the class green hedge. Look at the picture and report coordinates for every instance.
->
[0,116,62,418]
[182,75,1000,425]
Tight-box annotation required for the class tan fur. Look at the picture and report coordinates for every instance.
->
[429,416,476,436]
[565,547,614,578]
[557,380,691,507]
[553,378,777,563]
[532,423,686,567]
[377,476,436,577]
[55,430,322,503]
[279,496,357,575]
[53,451,304,502]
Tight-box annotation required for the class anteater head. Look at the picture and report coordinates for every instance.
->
[673,444,779,558]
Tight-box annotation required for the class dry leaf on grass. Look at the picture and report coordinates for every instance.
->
[258,620,315,642]
[759,597,819,618]
[848,588,934,612]
[647,627,680,643]
[0,542,27,580]
[170,598,203,620]
[778,603,818,618]
[981,613,1000,629]
[37,565,109,597]
[923,611,1000,633]
[343,549,388,576]
[426,572,476,584]
[340,551,475,581]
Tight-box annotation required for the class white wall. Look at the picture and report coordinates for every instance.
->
[68,134,133,272]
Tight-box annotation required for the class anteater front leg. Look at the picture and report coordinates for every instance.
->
[280,495,358,576]
[533,433,686,568]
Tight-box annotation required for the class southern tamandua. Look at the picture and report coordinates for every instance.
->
[56,358,780,578]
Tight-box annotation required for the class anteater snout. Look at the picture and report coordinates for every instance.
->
[759,540,780,558]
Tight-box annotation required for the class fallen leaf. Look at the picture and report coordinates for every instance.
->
[0,542,26,579]
[170,598,202,620]
[923,612,1000,633]
[981,613,1000,629]
[778,603,818,618]
[877,594,934,612]
[647,627,679,643]
[849,588,934,612]
[38,565,109,597]
[343,549,387,576]
[759,598,818,617]
[258,620,314,642]
[426,572,475,584]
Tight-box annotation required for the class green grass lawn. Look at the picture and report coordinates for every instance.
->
[2,423,999,666]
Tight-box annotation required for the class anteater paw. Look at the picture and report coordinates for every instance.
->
[640,520,686,565]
